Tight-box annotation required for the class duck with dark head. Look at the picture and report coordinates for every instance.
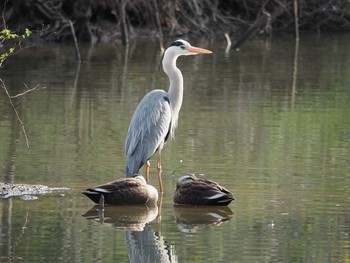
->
[83,174,158,206]
[173,174,234,206]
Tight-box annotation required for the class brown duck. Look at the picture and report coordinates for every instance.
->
[173,174,234,206]
[83,175,158,205]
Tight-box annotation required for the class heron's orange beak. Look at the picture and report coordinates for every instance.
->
[187,46,213,54]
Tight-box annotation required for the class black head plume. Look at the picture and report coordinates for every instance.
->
[170,40,185,47]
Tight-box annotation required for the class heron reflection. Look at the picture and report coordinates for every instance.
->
[82,205,176,262]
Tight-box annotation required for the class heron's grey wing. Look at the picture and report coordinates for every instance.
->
[125,90,172,175]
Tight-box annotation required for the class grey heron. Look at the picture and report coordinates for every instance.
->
[125,40,212,193]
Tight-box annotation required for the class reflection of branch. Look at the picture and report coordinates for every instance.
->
[11,211,30,259]
[291,34,299,109]
[291,0,299,109]
[1,80,43,148]
[22,212,29,234]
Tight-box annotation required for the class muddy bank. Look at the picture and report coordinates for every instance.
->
[0,183,69,199]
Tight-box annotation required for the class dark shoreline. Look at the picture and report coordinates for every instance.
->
[2,0,350,44]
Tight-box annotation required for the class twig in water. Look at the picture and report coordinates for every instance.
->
[10,83,45,98]
[1,80,43,148]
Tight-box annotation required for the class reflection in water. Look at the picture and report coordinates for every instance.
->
[0,199,30,261]
[173,205,233,233]
[126,228,176,263]
[291,34,299,108]
[83,204,176,262]
[1,199,11,260]
[83,204,158,231]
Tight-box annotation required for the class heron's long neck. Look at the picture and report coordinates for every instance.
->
[163,53,183,128]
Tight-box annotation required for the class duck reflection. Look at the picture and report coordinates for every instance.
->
[173,205,234,233]
[83,205,176,262]
[83,204,158,231]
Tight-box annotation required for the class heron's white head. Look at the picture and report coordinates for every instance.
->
[161,39,212,74]
[166,39,213,57]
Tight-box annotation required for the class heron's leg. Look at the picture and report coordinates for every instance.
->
[156,149,163,193]
[145,160,150,183]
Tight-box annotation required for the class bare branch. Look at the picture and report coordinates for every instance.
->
[1,80,42,149]
[9,83,45,99]
[68,20,81,62]
[1,79,30,148]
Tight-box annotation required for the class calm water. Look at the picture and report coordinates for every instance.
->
[1,35,350,263]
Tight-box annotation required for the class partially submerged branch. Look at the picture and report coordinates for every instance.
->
[1,80,44,149]
[9,83,44,98]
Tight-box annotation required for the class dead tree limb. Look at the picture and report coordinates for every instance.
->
[68,20,81,62]
[294,0,299,41]
[152,0,164,53]
[119,0,129,47]
[9,83,44,98]
[1,80,43,149]
[1,79,29,148]
[35,0,82,61]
